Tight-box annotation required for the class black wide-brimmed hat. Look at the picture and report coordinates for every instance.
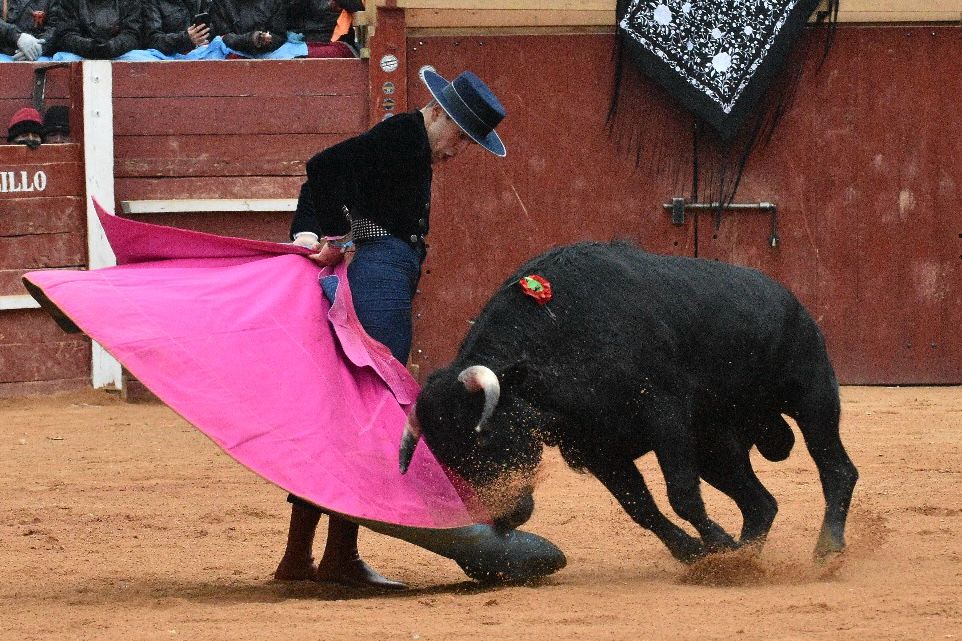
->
[419,66,506,158]
[43,105,70,138]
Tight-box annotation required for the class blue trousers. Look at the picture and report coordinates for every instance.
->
[346,236,422,363]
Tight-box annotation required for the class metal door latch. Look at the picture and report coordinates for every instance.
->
[664,198,780,247]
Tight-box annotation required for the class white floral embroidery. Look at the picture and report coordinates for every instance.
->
[712,51,732,72]
[619,0,801,114]
[654,4,673,25]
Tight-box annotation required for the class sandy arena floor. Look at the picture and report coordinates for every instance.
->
[1,386,960,641]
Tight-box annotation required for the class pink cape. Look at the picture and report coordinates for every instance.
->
[23,201,479,529]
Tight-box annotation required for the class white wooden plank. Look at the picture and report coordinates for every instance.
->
[0,295,41,311]
[82,60,122,391]
[121,199,299,215]
[390,0,612,9]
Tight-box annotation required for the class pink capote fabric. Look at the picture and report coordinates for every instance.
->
[23,201,478,529]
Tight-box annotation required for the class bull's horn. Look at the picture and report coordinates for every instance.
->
[457,365,500,432]
[398,409,422,474]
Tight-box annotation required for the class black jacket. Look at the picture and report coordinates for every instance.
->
[0,0,59,56]
[142,0,207,55]
[286,0,361,43]
[211,0,285,55]
[57,0,142,58]
[285,0,335,43]
[292,111,432,245]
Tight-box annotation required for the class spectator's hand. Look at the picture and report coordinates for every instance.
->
[11,51,25,61]
[187,24,210,47]
[253,31,272,48]
[308,241,346,267]
[16,33,44,61]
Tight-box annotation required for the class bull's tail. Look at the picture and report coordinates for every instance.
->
[756,415,795,462]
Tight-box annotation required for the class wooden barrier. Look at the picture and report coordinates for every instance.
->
[0,62,90,396]
[111,59,369,241]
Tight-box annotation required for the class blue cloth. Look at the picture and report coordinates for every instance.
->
[6,34,308,62]
[347,237,422,364]
[0,54,55,61]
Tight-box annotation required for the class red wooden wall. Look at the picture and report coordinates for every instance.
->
[112,59,368,240]
[407,27,962,385]
[0,64,89,396]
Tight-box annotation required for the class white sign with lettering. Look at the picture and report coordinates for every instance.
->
[0,170,48,193]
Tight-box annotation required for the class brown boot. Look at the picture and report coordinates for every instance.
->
[314,515,407,589]
[273,500,323,581]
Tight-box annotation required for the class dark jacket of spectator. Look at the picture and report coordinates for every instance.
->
[0,0,59,57]
[57,0,143,59]
[143,0,207,55]
[287,0,360,43]
[211,0,286,55]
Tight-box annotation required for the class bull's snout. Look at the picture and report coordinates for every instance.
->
[493,492,535,533]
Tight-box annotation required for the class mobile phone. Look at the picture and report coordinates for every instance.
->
[192,12,210,28]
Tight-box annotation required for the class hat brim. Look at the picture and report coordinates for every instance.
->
[420,67,506,158]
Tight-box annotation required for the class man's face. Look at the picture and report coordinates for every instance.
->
[13,132,41,149]
[426,105,473,165]
[44,132,70,144]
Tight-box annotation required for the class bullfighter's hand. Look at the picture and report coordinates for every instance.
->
[292,235,321,251]
[308,241,345,267]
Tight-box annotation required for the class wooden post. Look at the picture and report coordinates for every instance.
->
[81,60,122,391]
[368,5,407,127]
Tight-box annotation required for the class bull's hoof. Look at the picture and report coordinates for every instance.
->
[668,536,706,565]
[814,527,846,562]
[454,527,567,583]
[736,538,766,556]
[703,530,740,555]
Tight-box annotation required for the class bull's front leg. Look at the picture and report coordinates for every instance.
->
[587,457,705,564]
[653,435,740,554]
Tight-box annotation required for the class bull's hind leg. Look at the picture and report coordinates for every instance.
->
[699,435,778,546]
[587,457,705,564]
[791,376,859,559]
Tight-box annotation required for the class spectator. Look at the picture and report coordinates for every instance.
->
[57,0,142,59]
[288,0,361,58]
[143,0,210,56]
[0,0,59,61]
[6,107,43,148]
[42,104,69,143]
[211,0,286,56]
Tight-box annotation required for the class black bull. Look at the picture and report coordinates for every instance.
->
[401,242,858,563]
